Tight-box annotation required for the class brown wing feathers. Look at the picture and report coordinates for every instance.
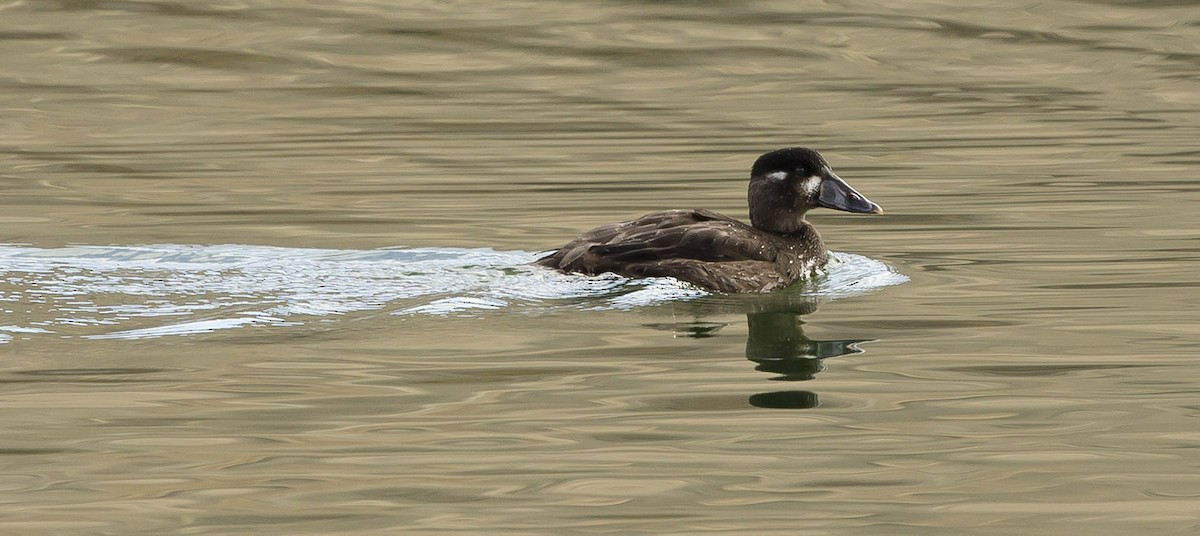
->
[538,210,777,272]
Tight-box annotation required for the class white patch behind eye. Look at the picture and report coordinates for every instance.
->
[767,171,788,182]
[801,175,821,195]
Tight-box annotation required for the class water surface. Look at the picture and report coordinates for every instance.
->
[1,0,1199,534]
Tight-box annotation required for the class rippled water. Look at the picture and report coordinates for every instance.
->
[2,0,1199,534]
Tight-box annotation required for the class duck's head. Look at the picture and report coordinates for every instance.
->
[747,147,882,233]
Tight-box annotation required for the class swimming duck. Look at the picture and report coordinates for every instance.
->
[535,147,882,293]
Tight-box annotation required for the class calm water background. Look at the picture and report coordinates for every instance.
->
[2,0,1199,534]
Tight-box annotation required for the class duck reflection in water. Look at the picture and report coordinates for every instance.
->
[647,292,872,409]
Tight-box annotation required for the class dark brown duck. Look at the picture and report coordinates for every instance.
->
[535,147,883,293]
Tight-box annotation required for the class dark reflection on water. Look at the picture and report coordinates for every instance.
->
[745,311,870,383]
[748,391,820,410]
[642,321,728,338]
[652,292,875,410]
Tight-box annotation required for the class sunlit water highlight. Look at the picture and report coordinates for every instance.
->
[0,244,905,342]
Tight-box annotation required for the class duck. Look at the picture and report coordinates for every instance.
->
[534,147,883,293]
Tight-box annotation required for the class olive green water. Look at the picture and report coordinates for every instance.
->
[2,1,1199,534]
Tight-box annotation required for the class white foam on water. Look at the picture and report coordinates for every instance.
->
[0,244,906,341]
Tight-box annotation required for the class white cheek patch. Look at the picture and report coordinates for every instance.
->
[766,171,788,182]
[801,175,821,196]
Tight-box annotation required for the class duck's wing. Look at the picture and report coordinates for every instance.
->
[538,209,779,272]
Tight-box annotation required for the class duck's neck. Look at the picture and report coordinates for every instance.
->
[747,175,813,235]
[749,206,811,235]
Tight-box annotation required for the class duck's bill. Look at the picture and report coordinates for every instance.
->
[817,171,883,214]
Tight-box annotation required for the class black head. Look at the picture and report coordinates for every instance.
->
[747,147,882,233]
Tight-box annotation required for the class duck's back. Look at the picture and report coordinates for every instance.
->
[535,209,826,293]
